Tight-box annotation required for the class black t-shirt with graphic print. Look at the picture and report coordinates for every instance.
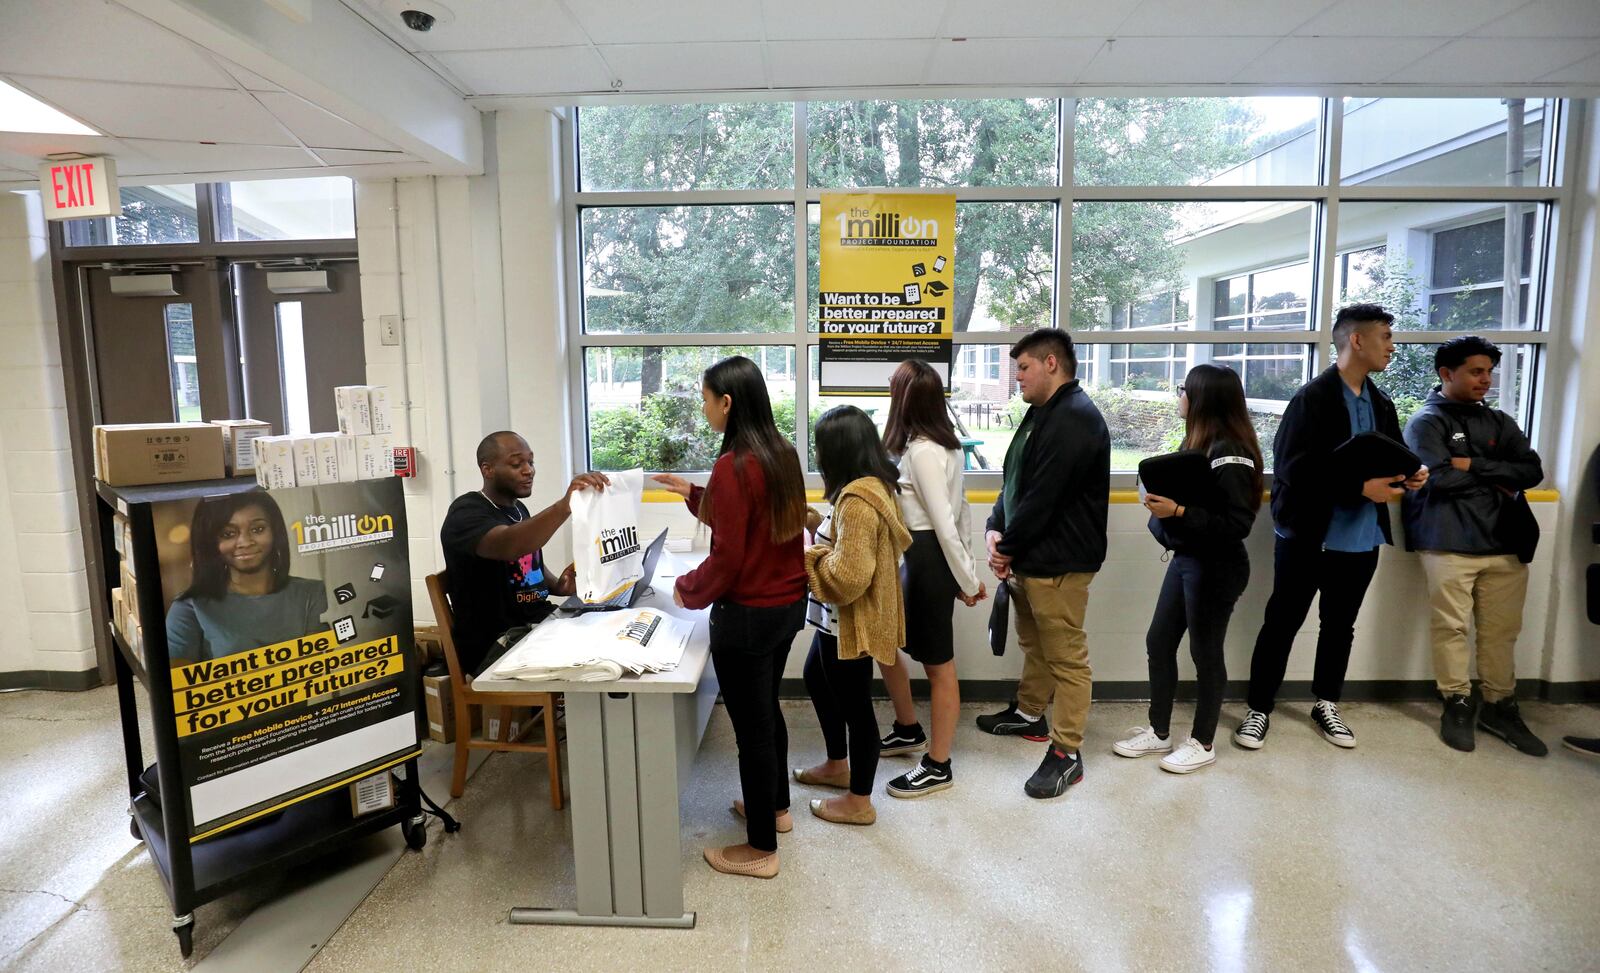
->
[440,491,557,674]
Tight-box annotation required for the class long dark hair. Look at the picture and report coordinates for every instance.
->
[701,355,806,542]
[1181,364,1263,509]
[883,358,960,456]
[181,490,292,600]
[815,405,901,503]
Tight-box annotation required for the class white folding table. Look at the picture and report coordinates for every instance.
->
[471,585,715,929]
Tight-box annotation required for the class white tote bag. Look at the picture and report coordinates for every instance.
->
[570,468,645,603]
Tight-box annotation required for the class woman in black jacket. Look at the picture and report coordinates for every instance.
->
[1115,364,1263,774]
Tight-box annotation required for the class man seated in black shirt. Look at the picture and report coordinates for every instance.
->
[439,431,609,674]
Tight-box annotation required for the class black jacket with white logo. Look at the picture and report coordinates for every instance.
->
[1401,389,1542,555]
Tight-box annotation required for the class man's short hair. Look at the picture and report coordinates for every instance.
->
[1009,328,1076,376]
[1332,303,1395,351]
[476,431,523,468]
[1435,335,1502,372]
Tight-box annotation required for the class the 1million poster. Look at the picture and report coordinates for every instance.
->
[152,477,419,841]
[818,191,956,395]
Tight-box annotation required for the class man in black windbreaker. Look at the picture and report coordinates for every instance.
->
[1402,335,1547,756]
[975,328,1111,799]
[1233,304,1428,752]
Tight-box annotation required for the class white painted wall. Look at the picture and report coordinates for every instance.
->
[362,104,1599,694]
[0,192,94,676]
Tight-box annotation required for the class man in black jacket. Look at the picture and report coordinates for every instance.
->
[1402,335,1546,756]
[1234,304,1428,751]
[976,328,1111,799]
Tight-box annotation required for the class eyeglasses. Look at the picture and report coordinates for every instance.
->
[1175,386,1189,399]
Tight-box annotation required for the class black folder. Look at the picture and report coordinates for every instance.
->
[1136,449,1219,508]
[1331,431,1421,480]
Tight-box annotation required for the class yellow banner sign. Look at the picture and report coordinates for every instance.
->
[818,192,956,395]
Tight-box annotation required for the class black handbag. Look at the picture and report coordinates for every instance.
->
[1495,490,1539,564]
[988,580,1010,656]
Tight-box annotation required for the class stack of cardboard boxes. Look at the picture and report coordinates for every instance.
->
[108,510,142,668]
[251,386,398,489]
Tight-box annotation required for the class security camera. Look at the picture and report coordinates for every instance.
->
[400,9,435,30]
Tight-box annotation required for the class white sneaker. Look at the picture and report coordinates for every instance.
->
[1112,726,1173,759]
[1160,737,1217,774]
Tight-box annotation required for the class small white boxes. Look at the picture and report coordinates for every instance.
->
[253,436,297,490]
[367,386,393,436]
[357,434,395,480]
[335,386,373,436]
[291,436,321,486]
[314,433,342,484]
[335,436,359,483]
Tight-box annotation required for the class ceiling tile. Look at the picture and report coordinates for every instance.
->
[0,0,235,88]
[761,0,942,40]
[767,39,936,89]
[1386,37,1600,82]
[315,148,419,165]
[928,38,1105,85]
[600,43,767,92]
[427,47,613,95]
[1115,0,1335,37]
[1232,36,1449,83]
[119,139,320,173]
[253,92,398,151]
[1296,0,1530,37]
[1076,36,1279,83]
[215,59,284,92]
[1472,0,1600,37]
[14,77,299,145]
[943,0,1145,38]
[1537,52,1600,83]
[566,0,763,44]
[397,0,592,51]
[0,132,130,165]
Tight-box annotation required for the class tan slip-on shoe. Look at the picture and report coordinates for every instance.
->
[809,797,876,826]
[793,766,850,789]
[732,799,794,834]
[703,845,779,879]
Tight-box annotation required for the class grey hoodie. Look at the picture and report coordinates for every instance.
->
[1401,389,1542,555]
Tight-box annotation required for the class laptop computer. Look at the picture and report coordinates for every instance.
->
[559,527,669,614]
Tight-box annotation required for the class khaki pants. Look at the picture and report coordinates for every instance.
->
[1419,552,1527,703]
[1012,572,1095,752]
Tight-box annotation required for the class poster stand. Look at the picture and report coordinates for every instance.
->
[96,476,425,958]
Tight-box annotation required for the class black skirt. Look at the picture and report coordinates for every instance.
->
[901,529,959,665]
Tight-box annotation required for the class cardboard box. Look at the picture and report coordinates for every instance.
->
[94,423,225,487]
[291,436,321,486]
[368,386,394,436]
[211,419,272,476]
[120,563,139,622]
[313,433,342,484]
[335,386,373,436]
[486,706,536,744]
[357,434,395,480]
[111,587,125,641]
[111,512,128,558]
[253,436,297,490]
[335,436,359,483]
[423,668,456,743]
[414,626,444,666]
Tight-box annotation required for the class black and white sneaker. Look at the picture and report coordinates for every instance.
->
[1232,710,1269,750]
[1023,747,1083,800]
[976,700,1049,741]
[1311,700,1357,749]
[886,755,953,798]
[880,721,927,757]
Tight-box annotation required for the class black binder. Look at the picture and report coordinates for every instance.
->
[1331,431,1421,480]
[1136,449,1219,507]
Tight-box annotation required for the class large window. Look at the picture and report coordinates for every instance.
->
[62,178,356,246]
[570,99,1566,474]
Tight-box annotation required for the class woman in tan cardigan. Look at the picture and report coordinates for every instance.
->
[797,406,912,825]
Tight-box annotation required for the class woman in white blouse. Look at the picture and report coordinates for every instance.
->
[877,359,987,797]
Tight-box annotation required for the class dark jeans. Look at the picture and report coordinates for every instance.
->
[709,598,805,852]
[1246,535,1381,714]
[802,631,880,796]
[1146,554,1250,746]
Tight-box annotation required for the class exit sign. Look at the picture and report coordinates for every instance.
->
[38,157,121,220]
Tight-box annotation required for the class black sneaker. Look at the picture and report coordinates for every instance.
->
[1023,747,1083,800]
[976,700,1048,741]
[1232,709,1269,750]
[880,721,927,757]
[1477,698,1548,757]
[1311,700,1357,749]
[886,755,952,799]
[1440,695,1476,752]
[1562,736,1600,758]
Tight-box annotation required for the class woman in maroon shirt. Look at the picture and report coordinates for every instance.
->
[653,356,807,879]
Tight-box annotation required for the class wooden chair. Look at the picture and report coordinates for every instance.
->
[425,571,563,809]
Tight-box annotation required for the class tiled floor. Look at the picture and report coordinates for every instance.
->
[2,687,1598,972]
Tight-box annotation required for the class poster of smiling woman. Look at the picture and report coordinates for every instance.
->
[151,477,419,842]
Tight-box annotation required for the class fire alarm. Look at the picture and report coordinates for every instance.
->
[392,446,417,478]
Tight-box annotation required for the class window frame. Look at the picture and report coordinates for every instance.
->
[563,97,1574,486]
